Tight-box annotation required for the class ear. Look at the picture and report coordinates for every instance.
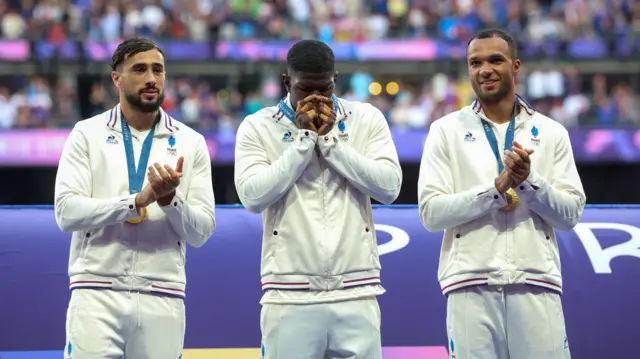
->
[282,73,291,93]
[111,71,120,89]
[513,59,521,76]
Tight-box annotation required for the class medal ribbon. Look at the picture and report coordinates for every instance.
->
[479,98,519,174]
[121,112,161,194]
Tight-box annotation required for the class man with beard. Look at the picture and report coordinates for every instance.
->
[417,29,585,359]
[54,37,216,359]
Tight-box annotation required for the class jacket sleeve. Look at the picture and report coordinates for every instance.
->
[514,127,586,231]
[160,135,216,248]
[317,104,402,204]
[418,120,508,232]
[234,116,316,214]
[54,125,141,233]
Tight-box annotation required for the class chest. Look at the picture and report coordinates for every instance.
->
[447,121,550,183]
[262,117,366,161]
[90,131,192,194]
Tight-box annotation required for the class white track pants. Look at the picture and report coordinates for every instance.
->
[260,297,382,359]
[446,284,571,359]
[63,288,185,359]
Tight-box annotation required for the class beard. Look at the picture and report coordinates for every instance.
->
[472,79,513,104]
[125,89,165,113]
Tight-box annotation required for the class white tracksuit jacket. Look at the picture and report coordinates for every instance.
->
[418,97,586,296]
[54,104,216,298]
[234,95,402,303]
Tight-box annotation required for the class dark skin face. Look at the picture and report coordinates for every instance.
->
[467,37,520,104]
[283,69,337,109]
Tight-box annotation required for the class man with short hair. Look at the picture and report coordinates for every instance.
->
[234,39,402,359]
[418,29,585,359]
[54,37,216,359]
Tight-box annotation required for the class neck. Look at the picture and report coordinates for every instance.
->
[480,92,517,124]
[120,100,158,131]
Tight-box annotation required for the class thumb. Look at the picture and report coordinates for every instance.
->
[176,156,184,173]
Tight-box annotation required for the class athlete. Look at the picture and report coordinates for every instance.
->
[418,29,586,359]
[234,39,402,359]
[54,37,216,359]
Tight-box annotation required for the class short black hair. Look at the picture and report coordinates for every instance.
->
[467,28,517,59]
[287,39,335,74]
[110,37,166,71]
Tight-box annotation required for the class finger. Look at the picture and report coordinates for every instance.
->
[305,109,317,119]
[504,151,518,165]
[175,156,184,174]
[147,166,161,184]
[512,141,523,149]
[505,163,527,178]
[512,147,531,162]
[517,147,534,157]
[503,155,524,174]
[316,95,333,104]
[164,164,183,179]
[303,94,319,102]
[297,98,314,110]
[318,113,330,122]
[297,99,313,111]
[503,155,515,170]
[319,103,334,116]
[296,101,313,112]
[505,150,524,167]
[507,165,526,177]
[154,163,171,180]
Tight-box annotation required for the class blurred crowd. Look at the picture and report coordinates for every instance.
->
[0,0,639,43]
[0,0,638,130]
[0,69,637,130]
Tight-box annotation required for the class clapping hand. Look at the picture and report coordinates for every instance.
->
[503,141,534,188]
[148,156,184,206]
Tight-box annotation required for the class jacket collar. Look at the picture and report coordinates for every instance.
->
[470,94,535,127]
[105,103,179,135]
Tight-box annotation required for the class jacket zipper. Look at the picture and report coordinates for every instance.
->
[316,146,331,283]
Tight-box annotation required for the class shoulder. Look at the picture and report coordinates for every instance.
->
[530,112,569,135]
[69,109,115,143]
[528,112,571,149]
[170,117,204,142]
[338,98,388,131]
[73,109,113,132]
[339,98,378,118]
[238,105,280,133]
[430,108,469,132]
[240,105,279,126]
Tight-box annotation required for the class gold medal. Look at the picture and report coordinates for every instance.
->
[499,188,520,211]
[127,207,147,224]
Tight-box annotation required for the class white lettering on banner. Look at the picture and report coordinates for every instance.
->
[573,223,640,274]
[375,224,410,255]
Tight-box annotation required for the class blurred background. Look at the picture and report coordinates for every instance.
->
[0,0,639,205]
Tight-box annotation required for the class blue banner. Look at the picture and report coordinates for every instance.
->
[30,37,640,61]
[1,205,639,358]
